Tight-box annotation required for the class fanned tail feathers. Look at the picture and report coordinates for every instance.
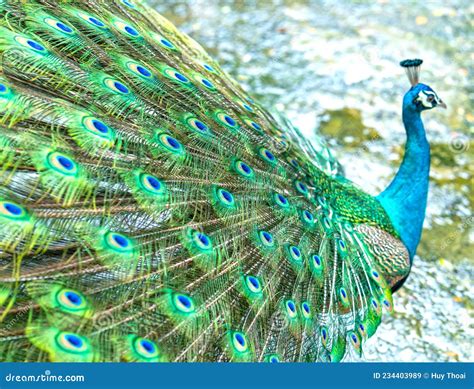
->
[0,0,402,362]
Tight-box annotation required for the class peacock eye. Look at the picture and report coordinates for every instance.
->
[427,95,434,102]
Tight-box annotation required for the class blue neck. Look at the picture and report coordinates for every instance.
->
[377,102,430,259]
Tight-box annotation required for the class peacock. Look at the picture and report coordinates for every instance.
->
[0,0,446,363]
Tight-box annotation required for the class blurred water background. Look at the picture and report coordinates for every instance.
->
[152,0,473,362]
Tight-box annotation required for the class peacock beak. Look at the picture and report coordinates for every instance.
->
[437,99,447,109]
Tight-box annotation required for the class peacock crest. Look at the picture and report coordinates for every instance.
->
[0,0,444,362]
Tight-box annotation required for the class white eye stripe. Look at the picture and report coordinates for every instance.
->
[417,90,439,107]
[423,90,440,100]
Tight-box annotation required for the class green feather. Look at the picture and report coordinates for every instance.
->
[26,325,96,362]
[120,335,167,362]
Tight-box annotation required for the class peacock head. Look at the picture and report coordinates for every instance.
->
[401,59,447,112]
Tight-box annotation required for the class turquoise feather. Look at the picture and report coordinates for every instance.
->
[377,85,431,259]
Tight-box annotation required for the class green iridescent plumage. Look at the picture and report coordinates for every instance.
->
[0,0,411,363]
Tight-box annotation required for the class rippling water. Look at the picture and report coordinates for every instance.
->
[153,0,473,362]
